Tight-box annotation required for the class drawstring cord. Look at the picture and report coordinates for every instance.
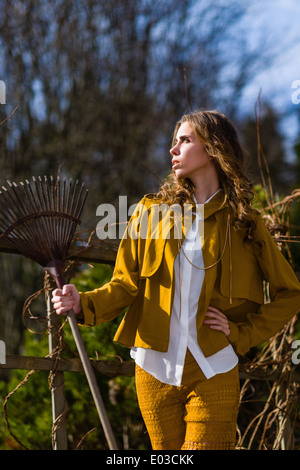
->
[228,215,232,304]
[177,213,232,305]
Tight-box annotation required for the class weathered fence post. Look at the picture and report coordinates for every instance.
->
[46,289,68,450]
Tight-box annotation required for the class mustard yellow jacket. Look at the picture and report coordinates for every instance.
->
[80,190,300,357]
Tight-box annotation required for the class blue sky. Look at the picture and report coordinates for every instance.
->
[240,0,300,154]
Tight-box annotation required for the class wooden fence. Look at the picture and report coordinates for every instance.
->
[0,237,299,450]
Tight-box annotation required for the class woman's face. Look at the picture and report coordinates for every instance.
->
[170,122,214,182]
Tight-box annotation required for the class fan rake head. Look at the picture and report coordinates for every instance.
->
[0,175,88,287]
[0,176,120,449]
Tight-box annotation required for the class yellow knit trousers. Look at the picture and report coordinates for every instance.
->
[135,349,240,450]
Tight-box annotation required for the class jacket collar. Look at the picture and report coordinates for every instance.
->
[185,188,227,219]
[180,188,227,236]
[144,188,227,242]
[203,188,227,219]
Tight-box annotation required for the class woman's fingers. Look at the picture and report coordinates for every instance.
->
[51,284,81,315]
[52,293,73,315]
[204,306,230,337]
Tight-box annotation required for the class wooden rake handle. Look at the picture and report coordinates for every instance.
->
[45,260,118,450]
[66,308,118,450]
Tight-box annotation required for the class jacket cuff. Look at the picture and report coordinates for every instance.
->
[227,320,239,347]
[79,292,96,326]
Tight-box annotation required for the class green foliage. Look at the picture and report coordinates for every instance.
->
[0,263,150,450]
[253,184,270,208]
[0,333,53,450]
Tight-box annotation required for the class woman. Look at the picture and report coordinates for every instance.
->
[52,110,300,450]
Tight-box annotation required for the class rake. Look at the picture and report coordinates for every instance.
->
[0,175,118,450]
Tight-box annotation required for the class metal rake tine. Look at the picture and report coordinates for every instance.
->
[23,180,39,212]
[38,176,50,213]
[1,182,27,221]
[61,176,66,215]
[49,175,78,259]
[0,187,19,230]
[19,180,48,244]
[43,176,52,212]
[74,182,87,220]
[32,176,46,213]
[0,192,41,260]
[52,176,68,254]
[14,181,46,242]
[44,176,57,249]
[25,178,47,221]
[40,176,62,260]
[52,176,66,259]
[12,181,51,249]
[50,176,60,250]
[63,180,84,251]
[58,178,73,254]
[74,183,88,234]
[34,176,54,254]
[51,177,60,250]
[63,180,78,248]
[56,177,64,248]
[61,177,66,213]
[49,176,54,211]
[57,176,62,213]
[62,180,76,255]
[9,181,33,219]
[48,175,59,212]
[69,180,85,223]
[60,177,70,251]
[68,179,78,216]
[32,176,46,223]
[15,181,32,213]
[28,178,51,255]
[68,181,86,238]
[0,185,34,242]
[61,178,72,221]
[66,178,73,214]
[0,187,26,229]
[71,186,88,249]
[23,179,53,253]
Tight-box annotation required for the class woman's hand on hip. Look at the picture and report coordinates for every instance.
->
[204,305,230,337]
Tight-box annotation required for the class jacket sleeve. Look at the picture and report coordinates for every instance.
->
[79,198,147,326]
[228,214,300,356]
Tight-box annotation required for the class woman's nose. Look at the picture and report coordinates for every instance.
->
[170,143,179,156]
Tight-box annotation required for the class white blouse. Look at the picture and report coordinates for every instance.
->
[131,192,238,386]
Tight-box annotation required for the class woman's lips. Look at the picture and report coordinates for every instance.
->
[172,161,181,169]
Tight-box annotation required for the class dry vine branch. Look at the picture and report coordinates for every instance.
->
[236,97,300,450]
[0,105,18,127]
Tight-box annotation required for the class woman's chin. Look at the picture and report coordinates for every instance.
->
[173,169,187,179]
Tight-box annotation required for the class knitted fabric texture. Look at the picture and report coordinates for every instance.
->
[135,349,240,450]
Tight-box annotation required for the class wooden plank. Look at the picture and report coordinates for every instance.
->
[0,354,135,376]
[69,241,118,264]
[239,366,300,383]
[0,237,118,264]
[2,355,300,382]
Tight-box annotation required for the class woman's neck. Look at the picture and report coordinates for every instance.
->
[193,179,220,204]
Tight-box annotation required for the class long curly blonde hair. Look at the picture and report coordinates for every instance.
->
[155,109,257,238]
